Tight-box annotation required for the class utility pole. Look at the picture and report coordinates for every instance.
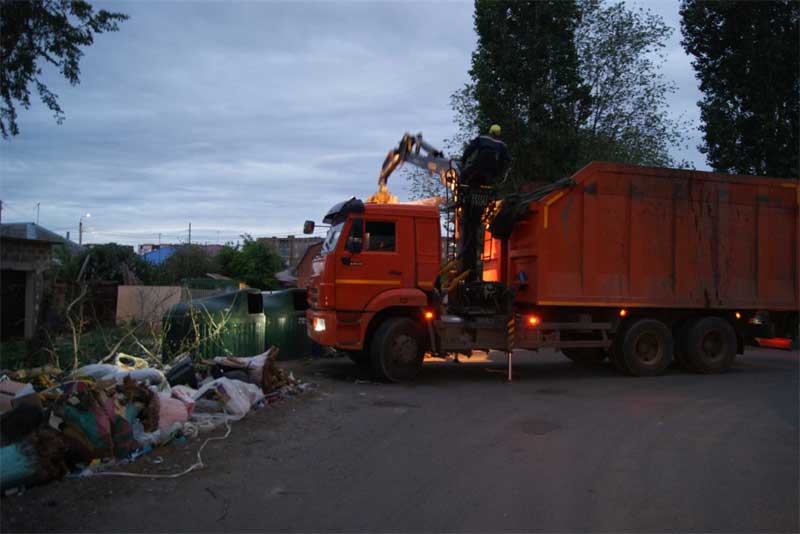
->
[188,222,191,245]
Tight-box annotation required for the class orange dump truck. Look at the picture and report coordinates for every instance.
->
[307,162,799,381]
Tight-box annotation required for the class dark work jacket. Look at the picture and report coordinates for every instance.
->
[461,135,511,182]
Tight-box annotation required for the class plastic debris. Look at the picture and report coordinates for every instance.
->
[0,345,309,490]
[165,355,198,388]
[114,353,149,371]
[192,378,264,420]
[0,379,29,413]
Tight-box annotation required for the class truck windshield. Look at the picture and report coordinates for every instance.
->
[321,221,345,254]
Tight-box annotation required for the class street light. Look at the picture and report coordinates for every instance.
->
[79,212,91,245]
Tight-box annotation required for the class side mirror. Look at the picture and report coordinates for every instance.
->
[303,220,315,235]
[345,218,363,254]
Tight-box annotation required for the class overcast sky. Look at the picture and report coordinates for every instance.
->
[0,0,707,247]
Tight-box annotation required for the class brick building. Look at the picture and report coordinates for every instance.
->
[1,223,77,340]
[258,235,323,269]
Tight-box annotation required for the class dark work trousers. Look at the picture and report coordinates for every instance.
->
[458,187,490,281]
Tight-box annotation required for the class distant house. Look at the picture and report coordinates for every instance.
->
[1,223,80,340]
[257,235,323,269]
[139,243,224,265]
[295,242,322,289]
[142,245,177,265]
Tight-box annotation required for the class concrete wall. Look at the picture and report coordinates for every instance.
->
[116,286,182,325]
[115,286,230,324]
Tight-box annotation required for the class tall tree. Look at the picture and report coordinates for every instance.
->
[408,0,687,197]
[680,0,799,177]
[0,0,128,138]
[469,0,589,186]
[576,0,686,168]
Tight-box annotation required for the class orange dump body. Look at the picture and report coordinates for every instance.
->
[485,162,799,311]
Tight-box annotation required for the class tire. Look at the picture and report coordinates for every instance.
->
[610,324,631,374]
[369,317,425,382]
[562,347,608,366]
[682,316,737,374]
[616,318,674,376]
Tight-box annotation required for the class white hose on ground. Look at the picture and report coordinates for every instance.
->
[89,416,232,479]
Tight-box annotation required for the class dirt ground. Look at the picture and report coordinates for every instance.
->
[2,347,798,533]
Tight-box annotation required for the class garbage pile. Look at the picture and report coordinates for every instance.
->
[0,347,308,493]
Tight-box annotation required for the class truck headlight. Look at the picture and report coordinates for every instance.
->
[313,317,326,332]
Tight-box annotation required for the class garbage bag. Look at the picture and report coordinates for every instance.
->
[0,379,29,414]
[0,443,35,490]
[73,364,167,392]
[1,429,71,491]
[73,364,118,380]
[157,394,190,431]
[170,385,196,413]
[192,378,264,420]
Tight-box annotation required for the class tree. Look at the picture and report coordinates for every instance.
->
[54,243,149,284]
[680,1,799,176]
[154,245,221,285]
[217,235,285,290]
[0,0,128,138]
[469,0,590,186]
[409,0,688,196]
[575,0,687,168]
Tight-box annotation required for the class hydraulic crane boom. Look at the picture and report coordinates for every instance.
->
[378,133,461,188]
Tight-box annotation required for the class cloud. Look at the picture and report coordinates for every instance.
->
[0,0,706,246]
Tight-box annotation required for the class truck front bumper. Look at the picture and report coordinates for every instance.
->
[307,309,373,351]
[306,309,338,347]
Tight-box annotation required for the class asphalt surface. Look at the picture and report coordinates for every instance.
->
[2,347,798,532]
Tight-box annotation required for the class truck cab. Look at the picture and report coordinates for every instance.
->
[306,198,441,380]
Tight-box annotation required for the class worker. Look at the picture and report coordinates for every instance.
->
[459,124,512,187]
[457,124,512,280]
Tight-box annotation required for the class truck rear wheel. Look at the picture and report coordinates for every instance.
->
[682,316,737,374]
[616,318,674,376]
[369,317,425,382]
[562,348,607,366]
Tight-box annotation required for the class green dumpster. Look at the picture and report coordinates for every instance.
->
[262,289,312,359]
[163,288,266,360]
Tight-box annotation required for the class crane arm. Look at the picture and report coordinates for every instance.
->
[378,133,460,188]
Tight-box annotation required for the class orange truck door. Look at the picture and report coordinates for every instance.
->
[335,216,413,311]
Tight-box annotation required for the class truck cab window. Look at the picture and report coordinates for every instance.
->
[321,221,344,254]
[365,221,395,252]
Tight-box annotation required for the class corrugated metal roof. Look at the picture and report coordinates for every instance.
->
[0,222,70,244]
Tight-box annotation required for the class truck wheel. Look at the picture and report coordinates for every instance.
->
[683,316,737,374]
[610,323,631,374]
[369,317,425,382]
[562,348,607,366]
[618,319,674,376]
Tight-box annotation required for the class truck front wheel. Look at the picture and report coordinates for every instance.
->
[369,317,425,382]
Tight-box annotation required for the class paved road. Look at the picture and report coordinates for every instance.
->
[3,347,798,532]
